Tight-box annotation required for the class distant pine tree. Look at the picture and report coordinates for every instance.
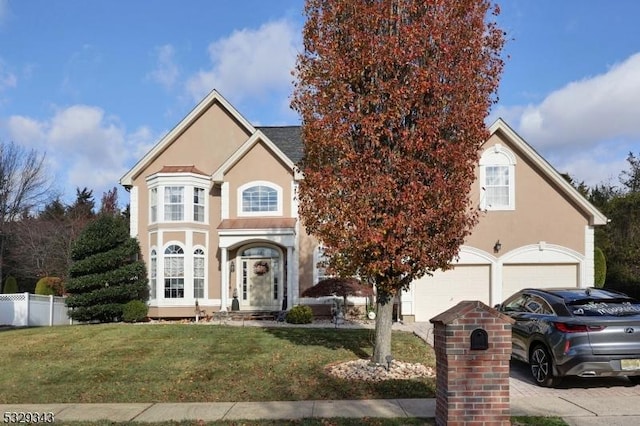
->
[3,275,18,293]
[65,214,148,322]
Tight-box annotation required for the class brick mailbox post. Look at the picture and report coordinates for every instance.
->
[430,300,515,425]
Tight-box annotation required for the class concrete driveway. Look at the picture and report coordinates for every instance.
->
[409,321,640,424]
[510,358,640,397]
[510,359,640,425]
[409,321,640,397]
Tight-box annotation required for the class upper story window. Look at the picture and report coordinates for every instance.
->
[147,171,209,225]
[479,144,516,211]
[150,188,158,223]
[164,186,184,221]
[485,166,510,206]
[194,187,205,222]
[238,181,282,216]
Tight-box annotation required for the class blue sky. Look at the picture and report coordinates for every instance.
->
[0,0,639,206]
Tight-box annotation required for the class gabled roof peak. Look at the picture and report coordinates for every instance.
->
[120,89,255,186]
[487,118,607,226]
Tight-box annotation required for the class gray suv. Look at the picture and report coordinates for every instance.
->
[497,287,640,387]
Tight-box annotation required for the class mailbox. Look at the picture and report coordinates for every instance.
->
[470,328,489,350]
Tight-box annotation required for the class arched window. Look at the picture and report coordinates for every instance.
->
[150,249,157,300]
[479,144,517,211]
[238,182,282,216]
[240,246,280,258]
[193,248,205,299]
[164,244,184,298]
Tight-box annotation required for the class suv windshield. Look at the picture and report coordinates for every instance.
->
[568,298,640,317]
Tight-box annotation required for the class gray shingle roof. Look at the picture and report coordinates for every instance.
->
[257,126,303,164]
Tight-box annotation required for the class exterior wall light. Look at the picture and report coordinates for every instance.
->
[493,240,502,253]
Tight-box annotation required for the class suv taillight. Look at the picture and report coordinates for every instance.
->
[553,322,605,333]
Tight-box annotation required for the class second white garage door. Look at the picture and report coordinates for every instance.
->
[502,264,579,300]
[412,265,491,322]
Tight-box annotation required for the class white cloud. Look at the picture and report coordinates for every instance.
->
[5,105,156,202]
[496,52,640,187]
[6,115,44,145]
[148,44,179,90]
[516,53,640,149]
[185,19,300,103]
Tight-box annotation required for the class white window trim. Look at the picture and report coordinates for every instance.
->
[149,247,158,300]
[193,187,206,223]
[146,173,210,225]
[149,187,158,224]
[237,180,283,217]
[193,245,207,300]
[162,242,186,299]
[479,144,516,211]
[130,186,139,237]
[153,234,212,307]
[164,186,185,222]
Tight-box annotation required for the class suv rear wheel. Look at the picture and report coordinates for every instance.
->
[530,344,558,387]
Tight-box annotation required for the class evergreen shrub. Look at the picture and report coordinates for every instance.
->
[3,276,18,293]
[122,300,149,323]
[66,214,148,323]
[286,305,313,324]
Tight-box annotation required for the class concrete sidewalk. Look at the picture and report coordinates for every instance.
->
[3,397,640,424]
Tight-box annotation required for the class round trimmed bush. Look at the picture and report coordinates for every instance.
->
[286,305,313,324]
[122,300,149,323]
[35,277,58,296]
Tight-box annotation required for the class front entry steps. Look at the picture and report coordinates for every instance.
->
[205,310,283,324]
[229,310,280,321]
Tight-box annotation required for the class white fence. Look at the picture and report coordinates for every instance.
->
[0,292,71,326]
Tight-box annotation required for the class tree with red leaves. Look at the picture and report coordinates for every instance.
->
[292,0,504,363]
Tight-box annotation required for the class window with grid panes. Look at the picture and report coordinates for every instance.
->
[164,245,184,298]
[164,186,184,221]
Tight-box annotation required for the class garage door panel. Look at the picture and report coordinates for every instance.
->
[502,264,578,300]
[413,265,491,322]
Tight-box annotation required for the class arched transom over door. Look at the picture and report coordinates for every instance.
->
[237,245,283,310]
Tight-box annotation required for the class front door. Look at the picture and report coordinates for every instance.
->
[240,257,280,309]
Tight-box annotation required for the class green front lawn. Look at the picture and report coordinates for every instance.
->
[0,323,435,403]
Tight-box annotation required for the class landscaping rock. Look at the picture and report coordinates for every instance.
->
[325,359,435,382]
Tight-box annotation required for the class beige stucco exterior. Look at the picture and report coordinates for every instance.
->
[121,90,606,320]
[466,131,589,255]
[225,141,295,219]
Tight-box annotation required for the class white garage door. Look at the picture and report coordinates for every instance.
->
[412,265,491,322]
[502,264,578,300]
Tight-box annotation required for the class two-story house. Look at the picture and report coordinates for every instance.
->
[120,90,606,320]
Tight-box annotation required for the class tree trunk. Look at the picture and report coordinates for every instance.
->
[372,299,394,364]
